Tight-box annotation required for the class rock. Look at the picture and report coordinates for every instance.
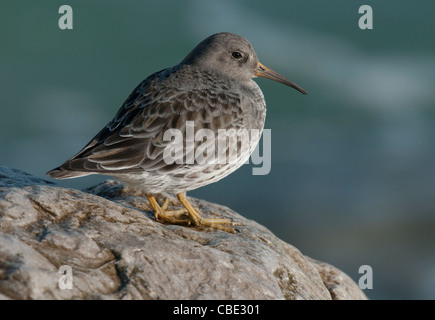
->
[0,165,367,300]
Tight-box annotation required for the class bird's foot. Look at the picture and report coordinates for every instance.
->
[176,192,236,234]
[146,195,189,224]
[146,193,236,233]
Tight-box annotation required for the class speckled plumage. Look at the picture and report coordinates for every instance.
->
[48,64,266,191]
[47,33,306,232]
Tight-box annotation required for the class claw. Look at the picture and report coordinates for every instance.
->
[146,193,236,233]
[146,194,188,224]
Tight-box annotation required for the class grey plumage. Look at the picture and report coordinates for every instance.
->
[47,33,306,231]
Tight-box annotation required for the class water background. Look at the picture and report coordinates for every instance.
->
[1,0,434,299]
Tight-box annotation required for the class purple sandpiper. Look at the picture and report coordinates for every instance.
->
[47,32,307,233]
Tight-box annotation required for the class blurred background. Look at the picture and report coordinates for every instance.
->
[1,0,434,299]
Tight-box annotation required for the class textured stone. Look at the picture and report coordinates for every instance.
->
[0,165,367,300]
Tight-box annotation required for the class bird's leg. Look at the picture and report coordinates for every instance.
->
[146,194,189,224]
[176,192,236,234]
[146,193,236,233]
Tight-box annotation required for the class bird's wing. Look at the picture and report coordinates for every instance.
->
[47,70,247,178]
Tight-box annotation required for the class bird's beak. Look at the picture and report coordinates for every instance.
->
[255,62,307,95]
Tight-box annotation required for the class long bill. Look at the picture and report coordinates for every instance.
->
[255,62,307,95]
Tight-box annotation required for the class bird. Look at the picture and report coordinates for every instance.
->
[46,32,307,233]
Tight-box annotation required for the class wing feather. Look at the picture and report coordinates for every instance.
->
[47,65,252,179]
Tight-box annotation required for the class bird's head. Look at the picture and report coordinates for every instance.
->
[182,32,307,94]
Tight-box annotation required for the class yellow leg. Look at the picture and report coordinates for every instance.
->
[146,193,235,233]
[177,192,235,234]
[146,194,188,224]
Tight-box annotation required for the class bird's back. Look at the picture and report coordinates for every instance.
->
[47,63,266,191]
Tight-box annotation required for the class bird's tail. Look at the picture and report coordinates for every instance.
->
[46,167,94,179]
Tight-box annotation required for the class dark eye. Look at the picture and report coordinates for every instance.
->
[231,51,243,60]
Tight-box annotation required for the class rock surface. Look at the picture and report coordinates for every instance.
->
[0,165,367,300]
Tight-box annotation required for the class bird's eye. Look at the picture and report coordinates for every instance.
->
[231,51,243,60]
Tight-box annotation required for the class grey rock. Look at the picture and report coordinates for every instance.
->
[0,165,367,300]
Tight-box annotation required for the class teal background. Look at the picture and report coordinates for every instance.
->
[1,0,434,299]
